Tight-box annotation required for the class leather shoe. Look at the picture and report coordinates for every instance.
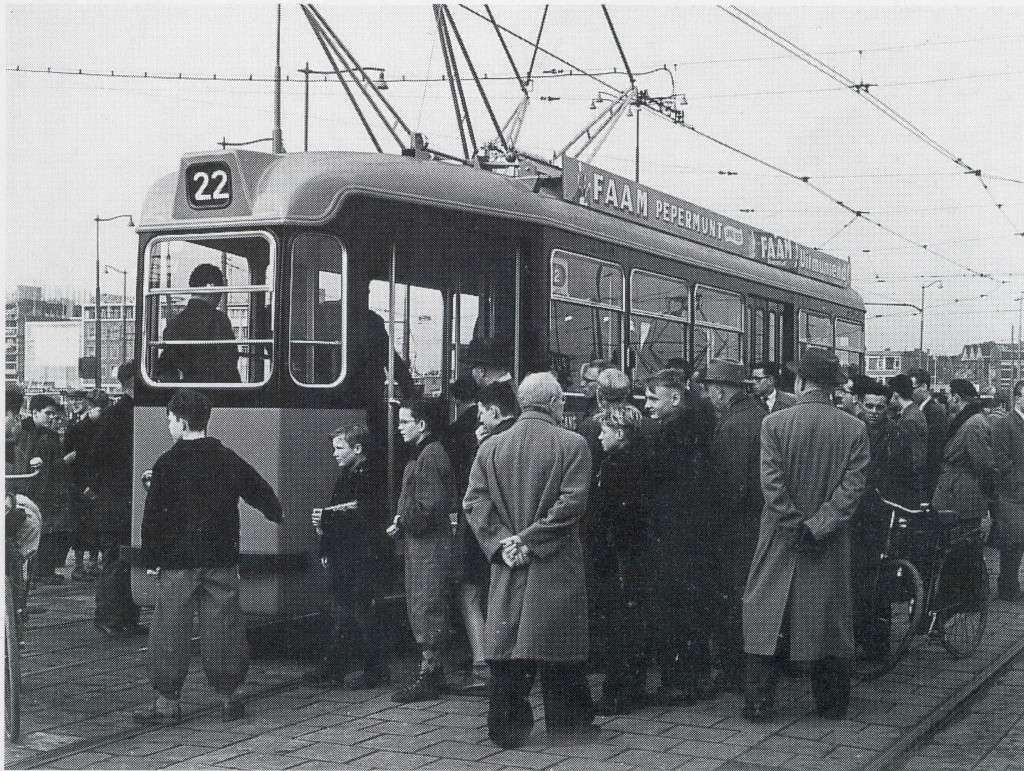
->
[222,700,245,722]
[94,621,124,638]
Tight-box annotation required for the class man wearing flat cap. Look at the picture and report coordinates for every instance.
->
[932,379,995,523]
[742,347,869,722]
[706,360,768,692]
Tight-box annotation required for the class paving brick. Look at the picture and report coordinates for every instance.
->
[601,716,677,735]
[292,725,380,745]
[420,740,500,761]
[666,740,749,761]
[734,747,799,766]
[215,752,306,769]
[484,747,566,769]
[286,742,376,764]
[661,725,740,743]
[547,757,635,771]
[606,748,694,769]
[48,752,115,769]
[343,749,439,769]
[426,712,489,729]
[420,760,505,771]
[822,745,878,769]
[150,745,211,763]
[354,731,446,753]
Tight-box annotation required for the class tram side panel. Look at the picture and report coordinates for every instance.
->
[131,406,364,616]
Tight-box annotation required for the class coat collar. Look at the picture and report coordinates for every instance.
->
[795,389,833,406]
[518,407,557,427]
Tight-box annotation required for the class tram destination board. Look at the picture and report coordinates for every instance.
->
[185,160,232,210]
[562,155,850,288]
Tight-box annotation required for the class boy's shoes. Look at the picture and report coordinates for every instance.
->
[392,669,449,703]
[222,700,245,722]
[94,621,126,638]
[71,566,91,582]
[133,700,182,724]
[121,623,149,637]
[348,669,389,690]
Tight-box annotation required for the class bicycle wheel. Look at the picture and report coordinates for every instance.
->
[934,543,989,658]
[6,577,22,743]
[856,558,924,681]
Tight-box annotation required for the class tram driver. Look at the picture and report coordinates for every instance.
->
[155,264,240,383]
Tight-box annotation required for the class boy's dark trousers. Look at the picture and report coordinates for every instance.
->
[95,531,140,627]
[316,563,388,680]
[600,559,651,707]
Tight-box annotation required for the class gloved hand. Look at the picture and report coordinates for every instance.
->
[791,524,826,555]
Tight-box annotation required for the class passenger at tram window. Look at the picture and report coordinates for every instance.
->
[465,337,513,389]
[364,308,416,397]
[155,264,240,383]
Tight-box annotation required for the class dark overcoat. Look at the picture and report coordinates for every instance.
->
[890,403,929,507]
[709,392,767,590]
[768,390,797,413]
[932,404,994,519]
[992,409,1024,546]
[90,394,134,535]
[463,409,591,662]
[920,397,948,498]
[743,390,869,660]
[15,418,71,534]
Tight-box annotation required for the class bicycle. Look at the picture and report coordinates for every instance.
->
[856,493,990,680]
[5,462,41,743]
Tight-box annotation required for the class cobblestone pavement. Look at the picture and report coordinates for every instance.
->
[899,644,1024,771]
[5,550,1024,770]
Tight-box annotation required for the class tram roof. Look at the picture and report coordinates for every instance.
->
[139,149,863,312]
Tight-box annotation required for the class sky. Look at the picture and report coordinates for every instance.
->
[6,3,1024,356]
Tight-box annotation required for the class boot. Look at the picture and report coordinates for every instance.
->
[391,667,449,703]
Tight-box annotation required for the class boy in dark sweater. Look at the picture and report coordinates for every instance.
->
[593,403,657,715]
[303,423,390,688]
[136,389,282,724]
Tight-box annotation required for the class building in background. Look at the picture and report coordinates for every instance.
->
[5,286,83,386]
[864,348,959,392]
[81,297,135,388]
[24,319,80,389]
[957,341,1023,394]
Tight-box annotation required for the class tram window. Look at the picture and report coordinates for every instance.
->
[835,319,865,370]
[549,251,624,393]
[799,310,833,355]
[693,286,743,366]
[143,233,273,387]
[630,270,689,390]
[289,233,347,387]
[370,281,443,397]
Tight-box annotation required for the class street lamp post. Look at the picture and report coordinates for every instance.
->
[920,280,943,354]
[94,214,134,388]
[104,265,129,364]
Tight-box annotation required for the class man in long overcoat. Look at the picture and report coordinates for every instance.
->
[707,361,767,693]
[742,347,869,722]
[993,379,1024,601]
[463,372,593,749]
[932,379,995,521]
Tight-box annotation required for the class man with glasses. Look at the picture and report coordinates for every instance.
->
[750,362,795,413]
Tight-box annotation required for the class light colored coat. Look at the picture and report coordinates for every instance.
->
[463,409,591,662]
[993,409,1024,546]
[743,390,869,660]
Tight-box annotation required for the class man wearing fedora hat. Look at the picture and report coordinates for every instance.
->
[706,360,768,693]
[465,337,513,389]
[742,347,869,722]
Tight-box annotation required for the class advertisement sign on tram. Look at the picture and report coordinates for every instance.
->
[562,156,850,288]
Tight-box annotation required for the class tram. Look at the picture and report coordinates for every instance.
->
[129,148,864,616]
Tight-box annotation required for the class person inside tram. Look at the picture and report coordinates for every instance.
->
[154,263,240,383]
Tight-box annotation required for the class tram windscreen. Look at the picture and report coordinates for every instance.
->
[143,233,273,386]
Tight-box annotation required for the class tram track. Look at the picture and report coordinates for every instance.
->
[864,632,1024,771]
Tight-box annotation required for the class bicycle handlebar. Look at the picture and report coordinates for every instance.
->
[5,458,42,481]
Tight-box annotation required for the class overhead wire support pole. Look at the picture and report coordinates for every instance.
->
[272,4,285,153]
[442,5,508,154]
[485,5,526,93]
[602,5,635,87]
[525,6,548,85]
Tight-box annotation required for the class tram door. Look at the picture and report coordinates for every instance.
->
[367,229,520,513]
[748,297,793,372]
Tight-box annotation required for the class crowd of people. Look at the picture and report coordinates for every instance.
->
[5,343,1024,749]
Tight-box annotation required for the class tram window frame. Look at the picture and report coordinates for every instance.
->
[629,268,690,391]
[799,309,834,356]
[692,285,744,366]
[141,231,275,389]
[288,233,349,389]
[549,249,625,395]
[835,318,865,370]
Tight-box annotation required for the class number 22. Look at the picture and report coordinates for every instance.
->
[192,170,229,201]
